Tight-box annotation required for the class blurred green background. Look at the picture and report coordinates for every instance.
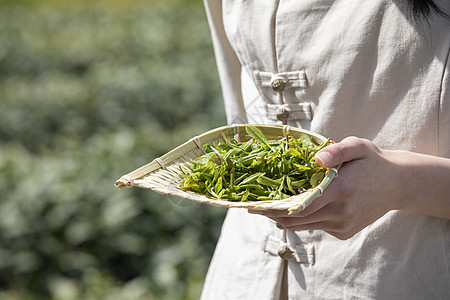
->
[0,0,228,299]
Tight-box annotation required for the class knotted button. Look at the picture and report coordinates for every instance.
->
[276,107,290,123]
[275,222,285,230]
[271,78,286,92]
[278,245,293,260]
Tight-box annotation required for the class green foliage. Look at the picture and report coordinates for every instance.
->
[180,126,329,202]
[0,1,227,299]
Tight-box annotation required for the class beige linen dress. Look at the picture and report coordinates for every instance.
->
[201,0,450,299]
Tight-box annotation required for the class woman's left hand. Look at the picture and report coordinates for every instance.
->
[249,136,411,240]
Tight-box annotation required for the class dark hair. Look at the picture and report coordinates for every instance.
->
[407,0,448,19]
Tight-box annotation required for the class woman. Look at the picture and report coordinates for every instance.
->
[201,0,450,299]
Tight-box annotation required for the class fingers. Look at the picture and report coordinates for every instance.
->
[248,209,327,230]
[315,136,378,168]
[249,207,358,240]
[248,201,337,227]
[250,208,346,234]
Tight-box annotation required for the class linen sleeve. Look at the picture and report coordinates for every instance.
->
[203,0,248,125]
[439,43,450,158]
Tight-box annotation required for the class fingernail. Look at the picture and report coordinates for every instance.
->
[315,151,333,166]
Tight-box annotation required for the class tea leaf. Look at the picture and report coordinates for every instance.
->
[245,125,271,150]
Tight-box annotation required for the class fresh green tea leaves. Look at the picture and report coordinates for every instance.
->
[246,125,271,150]
[179,126,330,201]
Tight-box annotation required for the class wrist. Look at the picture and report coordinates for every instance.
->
[380,149,414,212]
[386,150,450,218]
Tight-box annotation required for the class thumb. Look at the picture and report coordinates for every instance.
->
[314,136,373,167]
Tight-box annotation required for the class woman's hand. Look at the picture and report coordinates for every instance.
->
[249,136,450,240]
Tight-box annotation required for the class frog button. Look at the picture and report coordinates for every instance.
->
[275,222,285,230]
[278,245,293,260]
[276,107,290,123]
[271,78,286,92]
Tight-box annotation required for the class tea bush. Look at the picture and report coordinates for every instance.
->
[0,1,227,299]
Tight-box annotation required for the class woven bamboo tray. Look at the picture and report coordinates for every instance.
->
[115,124,339,214]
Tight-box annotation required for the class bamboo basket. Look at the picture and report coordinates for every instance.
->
[115,124,339,214]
